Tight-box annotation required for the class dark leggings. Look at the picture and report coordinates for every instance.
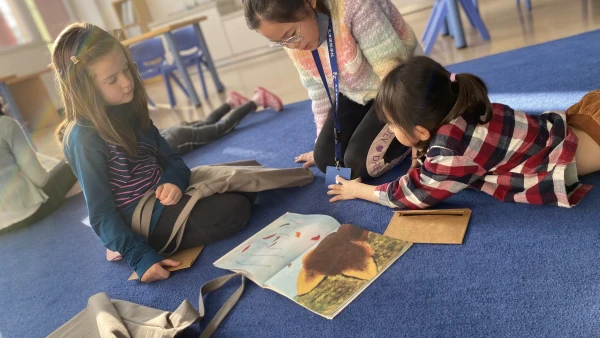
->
[2,159,78,233]
[314,94,408,179]
[161,102,257,155]
[148,192,256,253]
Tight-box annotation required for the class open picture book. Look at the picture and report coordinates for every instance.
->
[214,213,412,319]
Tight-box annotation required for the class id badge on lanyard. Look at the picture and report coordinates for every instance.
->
[312,19,352,187]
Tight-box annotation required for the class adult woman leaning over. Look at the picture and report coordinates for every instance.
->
[244,0,422,179]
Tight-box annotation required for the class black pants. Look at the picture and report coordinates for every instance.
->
[148,192,256,253]
[161,102,257,155]
[314,94,408,179]
[1,159,78,234]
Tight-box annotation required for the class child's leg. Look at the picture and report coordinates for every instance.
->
[162,101,259,155]
[182,91,247,127]
[185,103,232,127]
[3,160,78,232]
[45,159,78,199]
[149,193,253,252]
[566,89,600,175]
[573,127,600,175]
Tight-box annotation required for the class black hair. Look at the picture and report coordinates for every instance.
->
[244,0,330,29]
[375,56,492,153]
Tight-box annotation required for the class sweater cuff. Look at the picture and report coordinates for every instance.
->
[134,250,165,280]
[374,183,393,207]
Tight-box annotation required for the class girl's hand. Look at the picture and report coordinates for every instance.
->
[140,259,180,283]
[295,151,315,168]
[156,183,182,205]
[328,177,378,203]
[328,177,363,202]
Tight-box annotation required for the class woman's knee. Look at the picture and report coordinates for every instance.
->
[313,145,329,174]
[343,148,368,179]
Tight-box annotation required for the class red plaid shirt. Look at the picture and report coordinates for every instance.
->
[375,104,592,209]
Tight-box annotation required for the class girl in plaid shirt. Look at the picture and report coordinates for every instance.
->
[328,56,600,209]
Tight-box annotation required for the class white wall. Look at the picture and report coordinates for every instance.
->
[0,42,61,108]
[145,0,184,24]
[0,43,50,77]
[67,0,114,30]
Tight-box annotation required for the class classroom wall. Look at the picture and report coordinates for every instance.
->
[66,0,113,30]
[34,0,72,40]
[0,42,61,109]
[0,43,50,77]
[145,0,186,23]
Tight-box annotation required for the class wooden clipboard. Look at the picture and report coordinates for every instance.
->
[384,209,472,244]
[128,246,204,280]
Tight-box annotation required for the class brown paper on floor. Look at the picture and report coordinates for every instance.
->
[384,209,472,244]
[128,246,204,280]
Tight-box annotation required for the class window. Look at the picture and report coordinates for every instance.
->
[0,0,33,47]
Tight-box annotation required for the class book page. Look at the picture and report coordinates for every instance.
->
[214,213,340,286]
[264,224,412,319]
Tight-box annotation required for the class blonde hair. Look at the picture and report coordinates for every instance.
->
[52,22,150,155]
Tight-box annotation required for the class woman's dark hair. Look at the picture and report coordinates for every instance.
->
[244,0,330,29]
[0,96,5,116]
[375,56,492,153]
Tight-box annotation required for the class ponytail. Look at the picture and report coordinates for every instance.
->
[376,56,492,154]
[444,73,492,126]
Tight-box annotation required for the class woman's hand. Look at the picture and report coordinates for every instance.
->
[156,183,182,205]
[295,151,315,168]
[327,177,378,203]
[140,259,180,283]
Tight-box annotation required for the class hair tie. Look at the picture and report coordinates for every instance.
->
[70,56,80,64]
[450,73,457,82]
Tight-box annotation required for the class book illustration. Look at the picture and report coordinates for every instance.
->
[215,213,340,286]
[267,223,410,317]
[215,213,412,319]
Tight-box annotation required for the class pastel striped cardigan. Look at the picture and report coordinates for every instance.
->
[286,0,422,136]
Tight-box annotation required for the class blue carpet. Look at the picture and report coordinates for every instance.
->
[2,30,600,338]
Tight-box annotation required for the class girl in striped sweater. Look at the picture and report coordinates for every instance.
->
[244,0,422,179]
[52,23,258,283]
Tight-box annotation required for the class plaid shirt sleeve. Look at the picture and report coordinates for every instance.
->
[374,147,486,209]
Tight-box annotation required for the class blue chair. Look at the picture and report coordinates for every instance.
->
[422,0,490,55]
[473,0,531,12]
[171,25,209,100]
[516,0,532,11]
[128,37,190,108]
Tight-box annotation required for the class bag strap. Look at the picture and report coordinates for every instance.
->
[140,194,156,240]
[131,191,155,238]
[156,189,204,256]
[130,191,246,338]
[197,272,246,338]
[131,188,204,255]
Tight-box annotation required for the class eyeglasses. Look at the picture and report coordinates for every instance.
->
[270,30,303,47]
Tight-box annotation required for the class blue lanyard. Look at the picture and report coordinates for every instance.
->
[312,19,342,167]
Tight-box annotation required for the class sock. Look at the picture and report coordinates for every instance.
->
[227,91,250,109]
[252,87,283,112]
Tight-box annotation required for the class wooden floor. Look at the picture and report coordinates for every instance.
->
[31,0,600,158]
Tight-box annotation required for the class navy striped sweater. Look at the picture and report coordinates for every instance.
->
[64,106,190,278]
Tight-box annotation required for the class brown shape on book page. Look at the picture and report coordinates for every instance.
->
[296,224,378,295]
